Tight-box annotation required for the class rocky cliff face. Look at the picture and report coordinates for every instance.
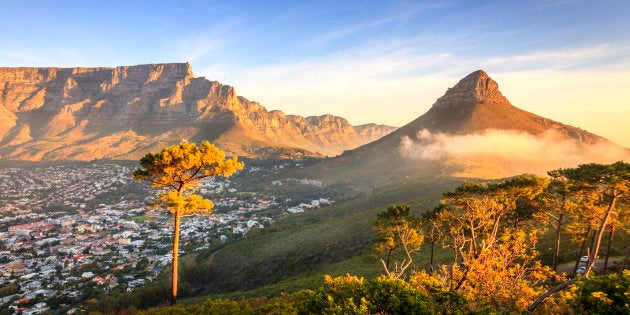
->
[0,63,395,161]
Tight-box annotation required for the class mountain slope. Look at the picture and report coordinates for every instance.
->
[298,70,627,181]
[392,70,603,141]
[0,63,395,161]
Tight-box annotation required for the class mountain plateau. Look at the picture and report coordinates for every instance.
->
[0,63,395,161]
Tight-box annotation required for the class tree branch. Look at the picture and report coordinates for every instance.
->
[527,279,575,311]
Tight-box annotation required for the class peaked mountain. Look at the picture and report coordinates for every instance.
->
[389,70,603,142]
[0,63,395,161]
[301,70,627,181]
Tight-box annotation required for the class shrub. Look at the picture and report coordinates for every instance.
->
[567,271,630,314]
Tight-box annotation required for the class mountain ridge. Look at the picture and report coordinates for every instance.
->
[387,70,605,143]
[0,63,395,161]
[297,70,626,181]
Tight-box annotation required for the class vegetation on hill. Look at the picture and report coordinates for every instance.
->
[86,161,629,314]
[114,271,630,314]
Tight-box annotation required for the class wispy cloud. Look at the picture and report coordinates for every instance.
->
[214,40,630,94]
[175,20,239,62]
[198,47,457,125]
[482,43,630,71]
[1,50,43,64]
[197,38,630,147]
[0,49,97,67]
[524,0,584,12]
[204,27,469,85]
[310,2,445,45]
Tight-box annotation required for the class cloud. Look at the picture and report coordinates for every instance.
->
[400,129,630,177]
[198,50,455,125]
[1,50,43,63]
[482,43,630,71]
[524,0,583,12]
[310,2,445,45]
[0,49,98,67]
[205,39,630,100]
[196,40,630,147]
[175,20,239,62]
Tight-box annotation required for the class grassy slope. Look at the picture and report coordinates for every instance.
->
[177,147,630,304]
[182,174,630,304]
[189,177,461,298]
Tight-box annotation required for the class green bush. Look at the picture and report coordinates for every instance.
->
[255,292,311,315]
[568,271,630,314]
[139,304,190,315]
[306,274,451,314]
[199,298,251,314]
[365,276,435,315]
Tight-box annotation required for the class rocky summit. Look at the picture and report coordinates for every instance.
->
[0,63,395,161]
[301,70,627,181]
[393,70,606,141]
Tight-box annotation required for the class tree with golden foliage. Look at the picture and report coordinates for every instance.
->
[559,161,630,277]
[534,169,577,272]
[529,162,630,311]
[422,204,447,274]
[133,141,244,305]
[372,204,423,279]
[435,175,554,312]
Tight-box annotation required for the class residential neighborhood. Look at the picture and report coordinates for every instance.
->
[0,163,332,314]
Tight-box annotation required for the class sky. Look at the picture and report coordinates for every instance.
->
[1,0,629,146]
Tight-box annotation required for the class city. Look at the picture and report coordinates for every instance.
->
[0,163,332,314]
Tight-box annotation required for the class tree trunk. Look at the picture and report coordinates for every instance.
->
[385,248,393,271]
[171,213,181,305]
[620,242,630,275]
[379,258,391,278]
[552,213,564,272]
[453,265,469,292]
[589,229,596,258]
[585,195,617,277]
[449,247,456,290]
[429,239,435,274]
[574,228,590,274]
[604,223,615,270]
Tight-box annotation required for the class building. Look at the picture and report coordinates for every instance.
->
[8,221,44,236]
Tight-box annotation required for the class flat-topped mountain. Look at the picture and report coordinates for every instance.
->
[0,63,395,161]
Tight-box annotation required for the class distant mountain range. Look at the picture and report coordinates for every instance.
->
[1,64,625,176]
[0,63,395,161]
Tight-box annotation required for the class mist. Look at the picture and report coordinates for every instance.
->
[400,129,629,177]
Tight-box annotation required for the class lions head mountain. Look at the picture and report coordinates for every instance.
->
[0,63,395,161]
[301,70,628,182]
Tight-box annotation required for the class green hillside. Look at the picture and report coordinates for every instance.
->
[87,162,630,314]
[194,176,461,295]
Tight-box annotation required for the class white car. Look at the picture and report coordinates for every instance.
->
[577,266,586,274]
[580,256,589,262]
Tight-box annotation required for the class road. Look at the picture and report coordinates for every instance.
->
[556,258,625,275]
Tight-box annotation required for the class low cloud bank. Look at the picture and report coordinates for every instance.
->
[400,129,629,175]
